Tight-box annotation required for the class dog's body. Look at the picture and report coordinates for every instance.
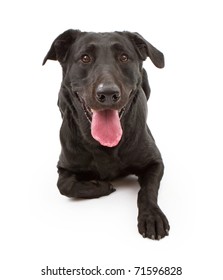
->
[43,29,169,240]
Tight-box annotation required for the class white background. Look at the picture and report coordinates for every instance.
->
[1,0,223,279]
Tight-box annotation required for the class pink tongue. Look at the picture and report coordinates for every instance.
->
[91,110,122,147]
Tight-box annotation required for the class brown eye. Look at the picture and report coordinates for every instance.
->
[119,54,128,63]
[81,54,91,64]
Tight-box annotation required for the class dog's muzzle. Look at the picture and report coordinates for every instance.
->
[96,83,121,106]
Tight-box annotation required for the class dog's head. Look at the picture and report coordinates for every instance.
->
[43,29,164,147]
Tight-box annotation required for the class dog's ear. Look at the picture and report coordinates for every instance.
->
[42,29,81,65]
[125,32,164,68]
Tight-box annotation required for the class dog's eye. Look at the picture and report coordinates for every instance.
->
[81,54,92,64]
[119,54,129,63]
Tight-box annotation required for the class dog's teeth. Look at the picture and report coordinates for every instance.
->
[87,107,93,115]
[119,107,126,119]
[151,235,155,240]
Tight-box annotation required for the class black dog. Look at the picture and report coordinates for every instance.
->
[43,29,169,240]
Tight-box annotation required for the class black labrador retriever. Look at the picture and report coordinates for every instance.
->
[43,29,170,240]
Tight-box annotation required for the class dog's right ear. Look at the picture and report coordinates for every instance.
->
[42,29,81,65]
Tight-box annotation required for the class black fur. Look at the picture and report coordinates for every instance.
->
[43,29,169,240]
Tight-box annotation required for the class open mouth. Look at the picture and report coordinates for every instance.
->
[75,92,126,147]
[75,92,126,123]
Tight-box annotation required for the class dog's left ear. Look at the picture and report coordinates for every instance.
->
[125,32,164,68]
[42,29,81,65]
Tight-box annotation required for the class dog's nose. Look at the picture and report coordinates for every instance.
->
[96,84,121,105]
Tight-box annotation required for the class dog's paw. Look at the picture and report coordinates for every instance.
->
[138,206,170,240]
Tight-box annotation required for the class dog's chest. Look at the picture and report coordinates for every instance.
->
[92,149,126,180]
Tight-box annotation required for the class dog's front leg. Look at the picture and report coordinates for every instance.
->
[137,160,170,240]
[57,168,115,199]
